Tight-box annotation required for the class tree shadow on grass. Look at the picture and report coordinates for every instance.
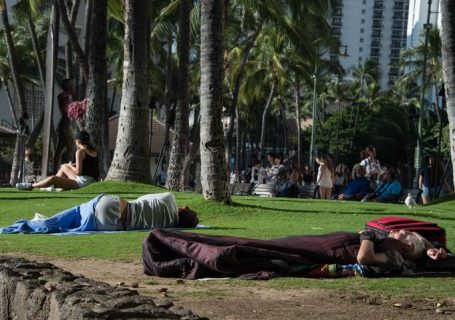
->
[337,210,455,222]
[230,201,326,213]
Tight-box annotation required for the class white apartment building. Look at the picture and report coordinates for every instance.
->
[329,0,410,89]
[407,0,441,47]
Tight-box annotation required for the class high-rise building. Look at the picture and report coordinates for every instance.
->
[329,0,410,89]
[406,0,441,48]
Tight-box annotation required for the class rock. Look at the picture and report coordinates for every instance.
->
[436,308,445,314]
[154,298,173,308]
[130,282,139,288]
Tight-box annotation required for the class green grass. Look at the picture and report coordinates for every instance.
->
[0,181,454,297]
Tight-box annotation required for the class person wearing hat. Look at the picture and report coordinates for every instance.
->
[16,130,99,191]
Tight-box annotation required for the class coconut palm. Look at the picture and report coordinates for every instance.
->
[399,27,443,121]
[166,0,192,190]
[0,0,30,185]
[106,0,151,182]
[199,0,230,202]
[440,0,455,188]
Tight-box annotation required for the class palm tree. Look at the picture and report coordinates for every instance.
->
[0,0,29,185]
[84,0,107,177]
[200,0,230,202]
[166,0,192,190]
[400,27,443,121]
[440,0,455,188]
[106,0,151,182]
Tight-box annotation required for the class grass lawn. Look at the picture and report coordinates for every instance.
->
[0,181,454,298]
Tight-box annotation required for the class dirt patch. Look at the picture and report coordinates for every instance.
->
[39,257,454,320]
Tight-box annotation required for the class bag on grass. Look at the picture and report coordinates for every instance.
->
[365,216,446,248]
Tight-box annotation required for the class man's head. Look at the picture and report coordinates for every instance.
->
[388,230,427,260]
[177,206,199,228]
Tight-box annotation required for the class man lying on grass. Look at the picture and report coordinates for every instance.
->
[142,228,451,279]
[0,192,198,233]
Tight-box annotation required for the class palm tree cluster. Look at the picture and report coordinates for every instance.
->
[1,0,454,199]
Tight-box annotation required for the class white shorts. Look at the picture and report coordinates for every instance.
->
[76,175,95,188]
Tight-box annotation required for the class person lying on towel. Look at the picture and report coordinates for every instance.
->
[0,192,198,234]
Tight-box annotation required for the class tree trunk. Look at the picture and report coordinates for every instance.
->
[259,79,277,162]
[226,25,262,161]
[84,0,107,178]
[181,113,200,187]
[106,0,151,182]
[56,0,88,81]
[3,82,18,127]
[1,4,29,185]
[200,0,230,202]
[295,75,301,166]
[166,0,191,190]
[440,0,455,188]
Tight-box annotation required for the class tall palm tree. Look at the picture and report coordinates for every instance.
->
[200,0,230,202]
[85,0,107,177]
[440,0,455,187]
[0,0,29,185]
[166,0,192,190]
[106,0,151,182]
[400,27,443,121]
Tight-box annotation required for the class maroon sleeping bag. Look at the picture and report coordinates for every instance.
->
[366,216,446,248]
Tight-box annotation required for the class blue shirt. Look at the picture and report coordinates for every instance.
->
[344,178,370,197]
[375,180,401,199]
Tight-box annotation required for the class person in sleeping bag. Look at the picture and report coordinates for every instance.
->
[357,229,449,267]
[0,192,199,234]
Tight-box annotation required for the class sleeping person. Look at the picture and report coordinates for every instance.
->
[142,227,451,279]
[0,192,198,234]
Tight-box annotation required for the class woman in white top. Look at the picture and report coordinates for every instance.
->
[316,154,334,199]
[360,145,381,189]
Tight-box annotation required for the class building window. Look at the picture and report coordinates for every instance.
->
[361,19,365,24]
[359,47,363,52]
[362,0,366,4]
[362,9,366,14]
[360,38,364,43]
[359,57,363,62]
[360,28,364,33]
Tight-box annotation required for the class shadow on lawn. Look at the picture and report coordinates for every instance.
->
[338,210,455,222]
[231,201,326,213]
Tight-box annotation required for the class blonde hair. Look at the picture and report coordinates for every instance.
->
[400,231,428,260]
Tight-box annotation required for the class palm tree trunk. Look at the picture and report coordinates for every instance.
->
[440,0,455,188]
[295,75,301,166]
[200,0,230,202]
[3,82,18,127]
[181,113,200,187]
[226,24,262,160]
[1,3,29,185]
[166,0,191,190]
[56,0,88,80]
[259,79,277,162]
[85,0,107,177]
[106,0,151,182]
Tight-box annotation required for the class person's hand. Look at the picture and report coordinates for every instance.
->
[427,248,448,260]
[338,193,344,200]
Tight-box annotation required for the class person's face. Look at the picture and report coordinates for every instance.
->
[388,229,407,241]
[368,148,376,157]
[274,158,281,165]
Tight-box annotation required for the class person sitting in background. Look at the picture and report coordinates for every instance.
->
[361,168,401,203]
[16,131,99,191]
[0,192,199,234]
[272,167,298,198]
[338,165,370,201]
[289,158,303,186]
[302,164,314,185]
[332,172,344,198]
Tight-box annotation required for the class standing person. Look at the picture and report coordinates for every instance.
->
[419,155,454,204]
[54,79,76,173]
[16,131,99,191]
[289,158,302,185]
[315,154,334,199]
[360,145,381,190]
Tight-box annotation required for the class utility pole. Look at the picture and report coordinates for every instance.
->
[309,66,317,170]
[413,0,433,188]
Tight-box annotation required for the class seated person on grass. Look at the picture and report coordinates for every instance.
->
[338,165,370,201]
[16,131,99,191]
[361,168,401,203]
[0,192,198,234]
